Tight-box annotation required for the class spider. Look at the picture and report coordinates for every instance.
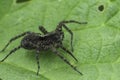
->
[0,20,87,75]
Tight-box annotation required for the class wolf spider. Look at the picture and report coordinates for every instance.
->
[0,20,87,75]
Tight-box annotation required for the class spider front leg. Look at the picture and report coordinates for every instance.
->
[39,26,48,34]
[0,45,21,62]
[62,24,74,52]
[52,47,83,75]
[56,20,87,52]
[0,31,30,53]
[35,50,40,75]
[60,20,87,24]
[56,22,74,52]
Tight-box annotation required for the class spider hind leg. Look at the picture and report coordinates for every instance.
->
[0,45,21,62]
[0,32,30,53]
[52,47,83,75]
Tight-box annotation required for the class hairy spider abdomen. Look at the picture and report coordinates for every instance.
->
[21,32,39,50]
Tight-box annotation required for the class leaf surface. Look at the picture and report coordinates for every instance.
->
[0,0,120,80]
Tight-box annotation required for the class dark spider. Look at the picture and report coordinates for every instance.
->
[0,20,87,75]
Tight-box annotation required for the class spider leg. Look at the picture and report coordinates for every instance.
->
[0,31,30,52]
[25,42,40,75]
[60,20,87,24]
[58,20,87,52]
[35,50,40,75]
[0,45,21,62]
[52,47,83,75]
[56,23,73,52]
[39,26,48,34]
[60,45,78,62]
[62,24,74,52]
[56,20,87,52]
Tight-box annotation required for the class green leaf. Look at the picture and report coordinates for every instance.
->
[0,0,120,80]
